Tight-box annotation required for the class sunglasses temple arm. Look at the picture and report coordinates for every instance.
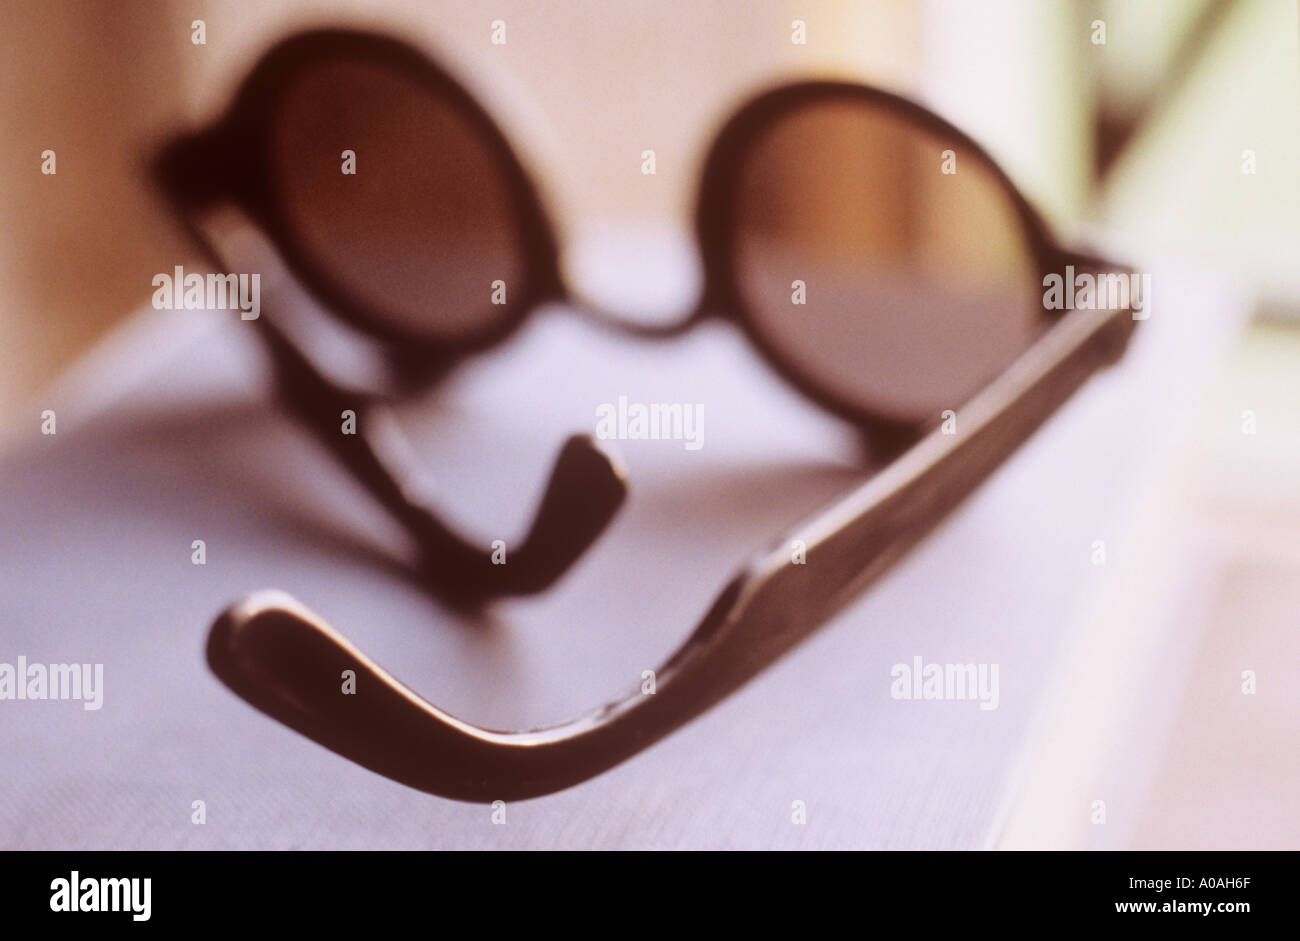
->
[209,302,1137,800]
[160,196,625,604]
[259,324,627,603]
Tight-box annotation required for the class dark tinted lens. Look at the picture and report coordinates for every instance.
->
[271,56,528,341]
[730,96,1045,423]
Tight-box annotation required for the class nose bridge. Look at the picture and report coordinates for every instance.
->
[560,220,706,330]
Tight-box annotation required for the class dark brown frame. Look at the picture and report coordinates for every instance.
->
[157,28,1140,800]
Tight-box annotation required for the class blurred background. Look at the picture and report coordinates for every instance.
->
[0,0,1296,847]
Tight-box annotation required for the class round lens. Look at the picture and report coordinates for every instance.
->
[728,95,1045,424]
[270,56,530,342]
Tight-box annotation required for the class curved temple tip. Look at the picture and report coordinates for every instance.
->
[556,432,629,494]
[205,590,478,795]
[206,589,663,802]
[503,433,628,594]
[410,432,628,604]
[206,589,341,708]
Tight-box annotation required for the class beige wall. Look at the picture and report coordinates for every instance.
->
[0,1,189,412]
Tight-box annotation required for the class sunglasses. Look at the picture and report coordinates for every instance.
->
[157,28,1139,801]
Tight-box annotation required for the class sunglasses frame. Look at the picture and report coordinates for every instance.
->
[697,80,1081,438]
[157,28,1090,441]
[156,28,1141,799]
[155,29,563,362]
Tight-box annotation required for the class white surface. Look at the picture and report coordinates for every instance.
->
[999,274,1249,848]
[0,270,1238,848]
